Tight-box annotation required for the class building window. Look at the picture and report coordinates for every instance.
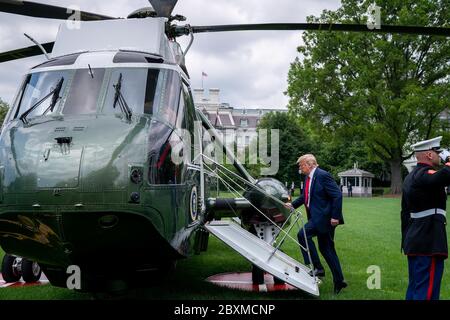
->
[240,119,248,127]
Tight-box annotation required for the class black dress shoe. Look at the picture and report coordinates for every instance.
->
[308,268,325,277]
[334,281,348,294]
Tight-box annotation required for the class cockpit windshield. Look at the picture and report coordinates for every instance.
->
[13,70,70,120]
[103,68,180,125]
[11,67,182,125]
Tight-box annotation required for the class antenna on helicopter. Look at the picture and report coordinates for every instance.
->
[23,33,50,60]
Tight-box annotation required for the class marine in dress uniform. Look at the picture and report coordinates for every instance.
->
[401,136,450,300]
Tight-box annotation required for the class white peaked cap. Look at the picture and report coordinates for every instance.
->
[411,136,443,152]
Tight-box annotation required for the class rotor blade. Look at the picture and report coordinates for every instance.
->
[0,0,118,21]
[148,0,177,18]
[0,42,54,63]
[176,23,450,37]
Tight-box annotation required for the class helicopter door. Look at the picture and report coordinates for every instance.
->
[177,83,203,223]
[205,219,320,296]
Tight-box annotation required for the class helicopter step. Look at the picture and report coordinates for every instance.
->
[205,219,320,296]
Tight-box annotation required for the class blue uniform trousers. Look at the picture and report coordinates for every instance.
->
[298,221,344,284]
[406,256,444,300]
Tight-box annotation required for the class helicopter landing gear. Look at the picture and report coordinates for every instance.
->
[250,222,285,285]
[22,259,42,283]
[1,254,22,283]
[1,254,42,283]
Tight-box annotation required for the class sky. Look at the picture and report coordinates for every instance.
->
[0,0,341,109]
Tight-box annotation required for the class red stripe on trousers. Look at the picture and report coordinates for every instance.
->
[427,257,436,300]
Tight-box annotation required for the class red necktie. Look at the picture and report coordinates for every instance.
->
[305,176,310,208]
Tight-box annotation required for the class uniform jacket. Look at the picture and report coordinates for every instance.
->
[292,167,344,233]
[401,163,450,257]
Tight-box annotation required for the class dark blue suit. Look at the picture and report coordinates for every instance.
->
[292,167,345,284]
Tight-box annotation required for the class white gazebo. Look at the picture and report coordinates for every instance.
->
[338,163,375,197]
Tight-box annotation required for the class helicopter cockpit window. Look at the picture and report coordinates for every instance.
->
[113,52,164,64]
[63,68,106,115]
[103,68,157,116]
[13,70,70,121]
[103,68,181,126]
[32,53,81,69]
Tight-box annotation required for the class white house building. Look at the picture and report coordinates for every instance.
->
[193,88,286,148]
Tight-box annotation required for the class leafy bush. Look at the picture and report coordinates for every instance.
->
[372,188,385,197]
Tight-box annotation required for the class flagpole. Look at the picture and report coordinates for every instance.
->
[202,71,208,89]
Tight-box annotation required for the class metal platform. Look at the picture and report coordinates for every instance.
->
[205,220,320,296]
[0,273,48,288]
[206,272,298,292]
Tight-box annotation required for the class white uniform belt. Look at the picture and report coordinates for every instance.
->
[410,209,446,219]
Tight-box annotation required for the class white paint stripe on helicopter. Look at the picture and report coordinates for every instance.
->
[31,62,185,76]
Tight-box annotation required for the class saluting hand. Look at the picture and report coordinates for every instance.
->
[331,219,340,227]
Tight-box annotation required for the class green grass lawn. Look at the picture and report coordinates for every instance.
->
[1,197,449,300]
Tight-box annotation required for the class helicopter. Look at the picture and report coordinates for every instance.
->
[0,0,448,295]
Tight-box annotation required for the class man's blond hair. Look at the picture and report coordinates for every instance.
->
[297,154,318,167]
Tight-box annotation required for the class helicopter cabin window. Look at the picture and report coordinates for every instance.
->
[13,70,70,121]
[147,121,184,185]
[63,68,106,115]
[182,84,196,132]
[176,91,186,129]
[152,69,181,126]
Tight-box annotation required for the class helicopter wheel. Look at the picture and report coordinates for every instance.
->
[1,254,22,283]
[22,259,42,283]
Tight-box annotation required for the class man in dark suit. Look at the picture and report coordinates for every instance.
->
[286,154,347,294]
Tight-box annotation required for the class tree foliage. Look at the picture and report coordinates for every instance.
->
[0,98,9,126]
[314,131,389,186]
[287,0,450,193]
[254,111,316,187]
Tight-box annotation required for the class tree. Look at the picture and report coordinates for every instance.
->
[287,0,450,194]
[315,131,387,183]
[254,111,316,186]
[0,98,9,125]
